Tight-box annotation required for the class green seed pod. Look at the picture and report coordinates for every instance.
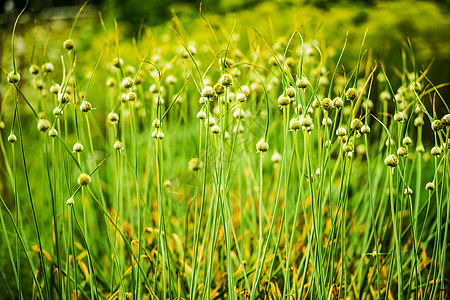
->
[336,127,347,137]
[431,146,441,156]
[37,119,50,132]
[425,182,435,190]
[8,134,17,143]
[211,125,221,134]
[397,147,407,156]
[80,101,92,112]
[256,139,269,153]
[36,79,44,90]
[214,83,225,95]
[0,121,5,130]
[53,107,63,116]
[106,78,116,87]
[361,125,370,134]
[188,158,203,171]
[202,86,214,98]
[414,116,424,127]
[7,72,21,84]
[44,62,54,73]
[404,187,413,195]
[402,137,412,146]
[394,112,406,122]
[114,140,123,150]
[322,117,332,126]
[108,112,119,124]
[286,86,296,99]
[50,84,60,94]
[29,65,40,75]
[152,119,161,128]
[431,120,445,131]
[49,128,58,137]
[350,118,363,131]
[122,77,134,89]
[345,88,358,101]
[441,114,450,125]
[333,97,343,108]
[312,99,320,109]
[63,39,75,50]
[296,76,309,89]
[77,173,92,186]
[271,151,282,163]
[289,118,301,131]
[66,198,74,206]
[384,154,398,167]
[113,58,123,68]
[157,131,165,139]
[278,95,291,107]
[166,75,177,85]
[220,57,234,69]
[196,111,206,120]
[152,129,158,139]
[205,117,216,127]
[127,92,137,101]
[236,92,246,103]
[321,98,333,111]
[220,74,233,87]
[379,91,391,102]
[73,142,84,152]
[299,115,313,127]
[416,145,425,153]
[343,142,354,153]
[59,93,70,104]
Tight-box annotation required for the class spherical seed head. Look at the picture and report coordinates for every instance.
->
[431,146,441,156]
[122,77,134,89]
[49,128,58,137]
[44,62,54,73]
[394,112,406,122]
[336,127,347,137]
[59,93,70,104]
[53,107,63,116]
[63,39,75,50]
[404,187,413,195]
[442,114,450,125]
[425,182,435,190]
[299,115,313,127]
[345,88,358,101]
[350,118,363,131]
[402,136,413,146]
[36,79,44,90]
[379,91,391,102]
[236,92,246,103]
[384,154,399,167]
[224,131,231,140]
[113,57,123,68]
[188,158,203,171]
[296,76,309,89]
[278,95,291,107]
[416,145,425,153]
[37,119,50,132]
[361,124,371,134]
[241,85,250,96]
[286,86,296,99]
[152,119,161,128]
[50,84,60,94]
[163,180,172,188]
[233,108,246,119]
[73,142,84,152]
[211,125,221,134]
[77,173,91,186]
[214,83,225,95]
[414,116,424,127]
[333,97,343,108]
[322,117,332,126]
[431,120,444,132]
[106,78,116,87]
[29,64,40,75]
[312,99,320,109]
[256,139,269,153]
[205,117,216,127]
[343,142,354,153]
[289,118,301,131]
[125,65,136,75]
[397,147,407,156]
[108,112,119,124]
[80,101,92,112]
[66,197,75,206]
[7,72,20,84]
[157,131,165,139]
[151,129,158,139]
[321,98,333,111]
[8,134,17,143]
[127,92,137,101]
[220,74,233,87]
[166,75,177,85]
[114,140,123,150]
[202,86,214,98]
[233,124,244,133]
[221,57,234,69]
[0,121,5,130]
[196,110,206,120]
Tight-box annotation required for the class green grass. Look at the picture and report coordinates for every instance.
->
[0,2,449,299]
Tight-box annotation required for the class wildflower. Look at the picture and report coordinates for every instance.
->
[345,88,358,101]
[384,154,399,167]
[48,128,58,138]
[37,119,50,132]
[63,39,75,50]
[296,76,309,89]
[66,198,74,206]
[321,98,333,111]
[431,146,441,156]
[8,134,17,143]
[188,158,203,171]
[73,142,84,152]
[425,182,435,190]
[196,111,206,120]
[29,65,40,75]
[202,86,214,98]
[114,141,123,151]
[402,137,412,146]
[271,151,282,163]
[80,101,92,112]
[256,139,269,153]
[77,173,91,186]
[108,112,119,124]
[7,72,20,84]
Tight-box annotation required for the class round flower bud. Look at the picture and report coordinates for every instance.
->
[37,119,50,132]
[202,86,214,98]
[188,158,203,171]
[286,86,296,99]
[384,154,399,167]
[289,118,301,131]
[66,198,74,206]
[44,62,54,73]
[299,115,313,127]
[379,91,391,102]
[36,79,44,90]
[8,134,17,143]
[416,145,425,153]
[333,97,343,108]
[321,98,333,111]
[122,77,133,89]
[233,124,244,133]
[29,64,40,75]
[431,120,444,132]
[163,180,172,188]
[361,125,371,134]
[414,116,424,127]
[108,112,119,123]
[402,137,412,146]
[114,140,123,150]
[157,131,165,139]
[165,75,177,85]
[271,151,282,163]
[73,142,83,152]
[50,84,60,94]
[0,121,5,130]
[59,93,70,104]
[205,117,216,127]
[296,76,309,89]
[214,83,225,95]
[224,131,230,140]
[152,119,160,128]
[211,125,221,134]
[77,173,91,186]
[127,92,137,101]
[397,147,407,156]
[48,128,58,137]
[431,146,441,156]
[80,101,92,112]
[343,142,354,153]
[236,92,246,103]
[312,99,320,109]
[425,182,435,190]
[220,57,234,69]
[113,57,123,68]
[7,72,21,84]
[63,39,75,50]
[441,114,450,126]
[322,117,332,126]
[278,95,291,106]
[256,139,269,153]
[220,74,233,87]
[196,111,206,120]
[351,118,363,131]
[233,108,246,119]
[53,107,63,116]
[394,112,406,122]
[345,88,358,101]
[404,187,413,195]
[336,127,347,137]
[152,129,158,139]
[106,78,116,87]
